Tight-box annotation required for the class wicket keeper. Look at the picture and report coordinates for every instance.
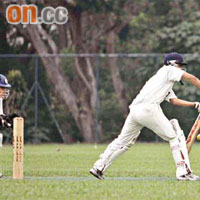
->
[90,53,200,181]
[0,74,18,178]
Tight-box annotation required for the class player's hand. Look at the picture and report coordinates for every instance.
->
[194,102,200,112]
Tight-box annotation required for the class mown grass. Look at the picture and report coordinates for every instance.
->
[0,143,200,200]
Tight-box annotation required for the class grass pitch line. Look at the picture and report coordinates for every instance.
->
[2,176,176,181]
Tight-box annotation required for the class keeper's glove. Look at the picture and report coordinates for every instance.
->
[0,113,19,129]
[194,102,200,113]
[0,115,12,128]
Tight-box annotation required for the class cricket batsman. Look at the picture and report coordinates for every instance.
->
[0,74,18,178]
[90,52,200,181]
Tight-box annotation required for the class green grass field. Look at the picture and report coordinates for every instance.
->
[0,143,200,200]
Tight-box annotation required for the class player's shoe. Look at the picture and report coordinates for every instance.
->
[177,173,200,181]
[0,173,3,178]
[89,167,104,180]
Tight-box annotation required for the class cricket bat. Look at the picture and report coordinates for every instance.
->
[186,114,200,154]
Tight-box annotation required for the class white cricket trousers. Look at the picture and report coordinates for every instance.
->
[93,103,191,177]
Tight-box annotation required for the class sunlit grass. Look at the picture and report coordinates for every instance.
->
[0,143,200,200]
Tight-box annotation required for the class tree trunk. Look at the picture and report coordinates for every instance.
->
[106,17,129,118]
[26,24,98,142]
[57,24,67,51]
[70,11,104,142]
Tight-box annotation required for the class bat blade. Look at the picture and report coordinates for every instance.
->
[186,114,200,154]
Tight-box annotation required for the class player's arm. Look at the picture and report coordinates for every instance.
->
[170,98,195,107]
[170,98,200,112]
[182,72,200,89]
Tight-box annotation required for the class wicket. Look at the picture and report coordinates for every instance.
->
[13,117,24,179]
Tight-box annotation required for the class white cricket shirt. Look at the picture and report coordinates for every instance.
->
[0,98,3,115]
[129,65,185,108]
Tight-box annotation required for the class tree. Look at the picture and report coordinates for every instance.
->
[0,0,147,142]
[1,0,199,143]
[0,0,107,142]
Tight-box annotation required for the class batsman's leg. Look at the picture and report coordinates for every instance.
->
[170,119,199,180]
[139,104,199,180]
[90,111,142,179]
[170,119,191,173]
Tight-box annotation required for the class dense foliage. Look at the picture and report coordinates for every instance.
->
[0,0,199,143]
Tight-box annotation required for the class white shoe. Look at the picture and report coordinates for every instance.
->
[0,173,3,178]
[177,173,200,181]
[89,167,104,180]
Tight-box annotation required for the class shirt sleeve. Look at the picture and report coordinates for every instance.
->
[165,90,177,102]
[167,66,185,82]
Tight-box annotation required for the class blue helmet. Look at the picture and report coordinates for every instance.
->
[0,74,11,99]
[0,74,11,88]
[164,52,187,65]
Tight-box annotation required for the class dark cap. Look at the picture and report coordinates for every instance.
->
[164,52,187,65]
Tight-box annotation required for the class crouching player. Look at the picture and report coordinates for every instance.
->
[0,74,18,178]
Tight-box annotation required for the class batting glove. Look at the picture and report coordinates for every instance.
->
[194,102,200,112]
